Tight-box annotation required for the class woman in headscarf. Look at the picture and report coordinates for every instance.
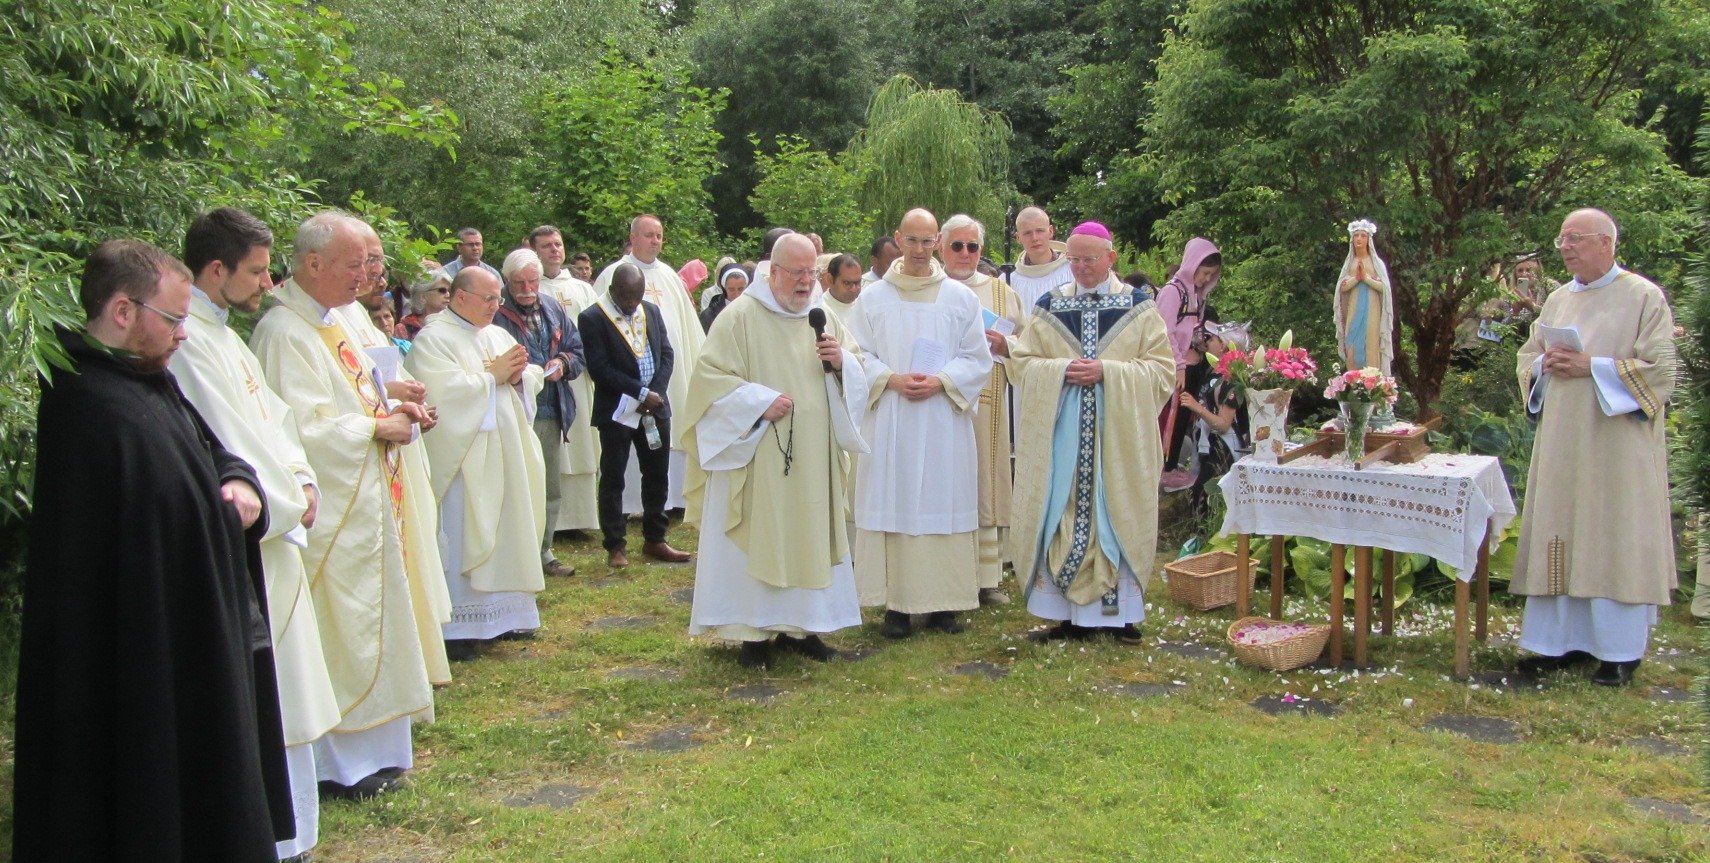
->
[1333,219,1394,375]
[699,261,750,332]
[1156,237,1222,487]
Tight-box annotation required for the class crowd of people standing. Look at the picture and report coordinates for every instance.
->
[12,200,1677,861]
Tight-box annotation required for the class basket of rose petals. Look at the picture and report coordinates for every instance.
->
[1226,616,1330,672]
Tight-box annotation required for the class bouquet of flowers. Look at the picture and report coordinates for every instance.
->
[1210,330,1319,392]
[1323,366,1399,405]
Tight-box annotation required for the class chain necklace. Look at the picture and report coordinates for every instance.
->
[770,412,794,476]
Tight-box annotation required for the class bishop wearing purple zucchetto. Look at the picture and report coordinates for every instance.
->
[1007,221,1177,645]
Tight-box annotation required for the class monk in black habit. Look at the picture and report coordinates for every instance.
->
[13,240,293,862]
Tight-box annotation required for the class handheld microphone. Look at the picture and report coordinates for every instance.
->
[807,308,832,373]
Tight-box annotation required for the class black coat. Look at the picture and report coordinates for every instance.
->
[578,300,674,427]
[13,328,293,862]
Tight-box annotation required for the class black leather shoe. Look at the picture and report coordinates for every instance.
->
[444,639,479,662]
[738,640,773,669]
[775,633,840,661]
[1591,659,1640,686]
[881,610,913,639]
[1516,650,1594,676]
[1027,621,1087,643]
[319,768,407,801]
[925,611,964,634]
[1112,624,1144,645]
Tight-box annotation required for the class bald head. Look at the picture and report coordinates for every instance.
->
[450,266,502,327]
[1557,208,1618,282]
[610,263,645,313]
[1015,206,1055,263]
[895,208,940,277]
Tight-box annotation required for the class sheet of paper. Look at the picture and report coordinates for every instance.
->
[612,393,643,429]
[363,344,403,390]
[1535,323,1582,352]
[908,337,949,375]
[988,315,1016,337]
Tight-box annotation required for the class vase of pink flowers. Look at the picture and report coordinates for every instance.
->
[1324,366,1399,463]
[1211,331,1319,463]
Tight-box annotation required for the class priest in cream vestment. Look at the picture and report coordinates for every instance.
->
[250,213,436,796]
[683,234,869,668]
[592,214,707,511]
[406,267,548,645]
[1513,208,1676,687]
[846,209,993,638]
[532,225,602,532]
[173,207,340,859]
[1009,222,1174,643]
[939,214,1028,604]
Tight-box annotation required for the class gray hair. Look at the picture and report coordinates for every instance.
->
[501,247,543,281]
[408,269,451,313]
[291,210,358,267]
[939,213,985,244]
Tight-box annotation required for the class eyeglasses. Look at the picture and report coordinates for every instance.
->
[432,287,451,295]
[459,288,503,305]
[947,240,981,253]
[134,299,189,329]
[1553,231,1608,248]
[899,235,938,248]
[1065,255,1108,266]
[772,263,821,282]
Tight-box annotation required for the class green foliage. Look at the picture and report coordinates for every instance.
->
[531,52,728,267]
[747,136,875,256]
[1680,123,1710,516]
[845,75,1015,235]
[306,0,662,249]
[1135,0,1708,416]
[687,0,894,237]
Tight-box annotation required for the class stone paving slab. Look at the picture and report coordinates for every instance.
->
[625,725,703,753]
[1422,714,1521,744]
[504,783,596,810]
[1623,737,1690,758]
[726,683,786,703]
[670,587,695,604]
[1650,685,1692,704]
[1250,694,1340,717]
[1626,797,1709,825]
[604,666,682,681]
[952,661,1009,680]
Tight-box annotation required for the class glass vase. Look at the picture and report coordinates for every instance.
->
[1245,387,1291,463]
[1339,401,1374,464]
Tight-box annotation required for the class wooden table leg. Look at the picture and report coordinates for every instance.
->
[1381,549,1396,636]
[1354,546,1373,668]
[1475,519,1491,643]
[1236,533,1251,619]
[1269,534,1286,620]
[1329,544,1346,666]
[1454,576,1471,679]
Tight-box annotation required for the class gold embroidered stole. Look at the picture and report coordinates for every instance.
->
[598,296,649,358]
[313,320,406,525]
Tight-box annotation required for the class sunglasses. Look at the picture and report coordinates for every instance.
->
[947,240,981,253]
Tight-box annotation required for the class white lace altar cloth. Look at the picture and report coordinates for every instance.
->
[1217,452,1516,578]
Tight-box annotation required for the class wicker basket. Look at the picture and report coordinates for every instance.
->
[1226,616,1331,672]
[1164,551,1258,611]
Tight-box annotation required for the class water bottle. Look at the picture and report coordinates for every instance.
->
[642,414,662,450]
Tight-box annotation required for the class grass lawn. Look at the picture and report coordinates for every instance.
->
[307,521,1707,863]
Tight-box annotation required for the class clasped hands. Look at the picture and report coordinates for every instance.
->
[888,372,944,401]
[1064,358,1104,387]
[1541,346,1591,379]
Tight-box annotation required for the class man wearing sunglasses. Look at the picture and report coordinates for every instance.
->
[939,214,1027,607]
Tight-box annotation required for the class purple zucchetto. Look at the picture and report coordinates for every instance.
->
[1070,221,1112,241]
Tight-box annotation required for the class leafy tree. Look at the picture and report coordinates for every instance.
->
[844,75,1015,236]
[687,0,894,237]
[530,52,729,266]
[0,0,455,712]
[747,136,875,256]
[1138,0,1709,417]
[306,0,664,250]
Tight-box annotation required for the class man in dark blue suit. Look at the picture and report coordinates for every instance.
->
[578,263,692,568]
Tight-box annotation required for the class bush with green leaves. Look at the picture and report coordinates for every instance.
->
[747,136,875,257]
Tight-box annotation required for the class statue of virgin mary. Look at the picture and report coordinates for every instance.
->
[1333,218,1394,376]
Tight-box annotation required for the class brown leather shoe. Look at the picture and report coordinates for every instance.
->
[641,541,692,563]
[607,548,629,569]
[543,559,576,578]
